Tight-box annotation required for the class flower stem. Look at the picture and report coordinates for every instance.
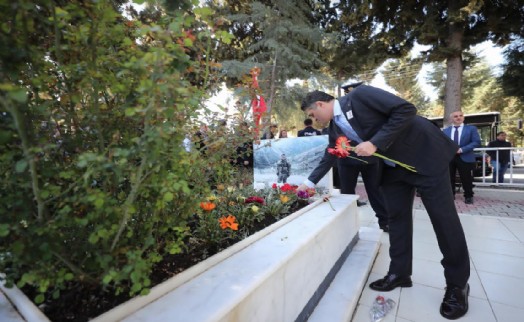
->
[373,152,417,172]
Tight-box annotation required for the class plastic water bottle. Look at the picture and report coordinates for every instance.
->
[369,294,396,322]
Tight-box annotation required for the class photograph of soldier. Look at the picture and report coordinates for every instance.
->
[276,154,291,183]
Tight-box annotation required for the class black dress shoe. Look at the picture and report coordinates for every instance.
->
[440,283,469,320]
[356,200,367,207]
[369,273,412,292]
[464,197,473,204]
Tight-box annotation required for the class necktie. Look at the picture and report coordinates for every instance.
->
[334,114,361,143]
[453,126,460,145]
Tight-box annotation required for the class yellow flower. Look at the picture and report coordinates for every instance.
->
[279,194,290,203]
[216,184,225,191]
[251,205,259,213]
[207,195,218,201]
[229,201,236,206]
[227,186,236,193]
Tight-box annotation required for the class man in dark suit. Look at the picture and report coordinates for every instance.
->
[443,112,481,204]
[297,86,470,320]
[311,82,388,227]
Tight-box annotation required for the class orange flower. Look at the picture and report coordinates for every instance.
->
[219,215,239,231]
[200,201,216,211]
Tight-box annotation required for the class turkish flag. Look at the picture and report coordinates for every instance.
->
[252,95,267,127]
[250,67,266,133]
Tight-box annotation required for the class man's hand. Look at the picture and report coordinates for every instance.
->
[354,141,377,157]
[297,184,309,192]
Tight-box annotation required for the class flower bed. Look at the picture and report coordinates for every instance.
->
[2,183,326,321]
[3,193,359,322]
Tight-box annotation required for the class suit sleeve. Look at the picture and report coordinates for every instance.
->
[460,126,481,153]
[307,123,338,184]
[353,86,417,152]
[307,149,337,184]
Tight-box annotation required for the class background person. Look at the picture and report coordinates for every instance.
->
[297,118,322,137]
[261,124,278,139]
[278,129,288,138]
[443,111,481,204]
[487,131,512,183]
[297,86,470,320]
[337,156,389,230]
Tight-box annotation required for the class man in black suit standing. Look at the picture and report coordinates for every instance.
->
[297,85,470,320]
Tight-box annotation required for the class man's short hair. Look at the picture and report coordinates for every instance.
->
[301,91,335,111]
[304,118,313,126]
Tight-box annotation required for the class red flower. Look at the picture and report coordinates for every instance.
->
[272,183,278,189]
[280,183,298,193]
[327,136,352,158]
[327,136,416,172]
[245,196,265,204]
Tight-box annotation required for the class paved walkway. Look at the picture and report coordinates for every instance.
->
[356,185,524,219]
[353,185,524,322]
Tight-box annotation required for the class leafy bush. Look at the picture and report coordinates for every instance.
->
[0,0,231,304]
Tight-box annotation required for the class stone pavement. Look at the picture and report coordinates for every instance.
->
[355,185,524,219]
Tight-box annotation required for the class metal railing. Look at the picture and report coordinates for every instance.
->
[473,147,524,188]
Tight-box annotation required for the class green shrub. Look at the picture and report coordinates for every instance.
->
[0,0,230,303]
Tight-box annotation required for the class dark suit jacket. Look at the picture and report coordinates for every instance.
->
[308,85,459,184]
[443,125,481,163]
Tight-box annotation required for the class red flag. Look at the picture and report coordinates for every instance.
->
[250,67,266,132]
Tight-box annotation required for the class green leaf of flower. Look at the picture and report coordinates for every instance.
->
[0,224,9,237]
[163,192,174,201]
[9,89,27,103]
[15,159,28,173]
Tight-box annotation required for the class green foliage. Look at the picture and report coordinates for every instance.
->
[205,0,325,122]
[323,0,524,117]
[382,57,430,110]
[0,0,227,306]
[500,39,524,102]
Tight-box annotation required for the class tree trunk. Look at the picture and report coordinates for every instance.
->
[443,3,465,125]
[444,52,463,125]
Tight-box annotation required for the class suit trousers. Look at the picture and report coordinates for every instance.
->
[338,162,388,226]
[381,166,470,288]
[449,156,475,198]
